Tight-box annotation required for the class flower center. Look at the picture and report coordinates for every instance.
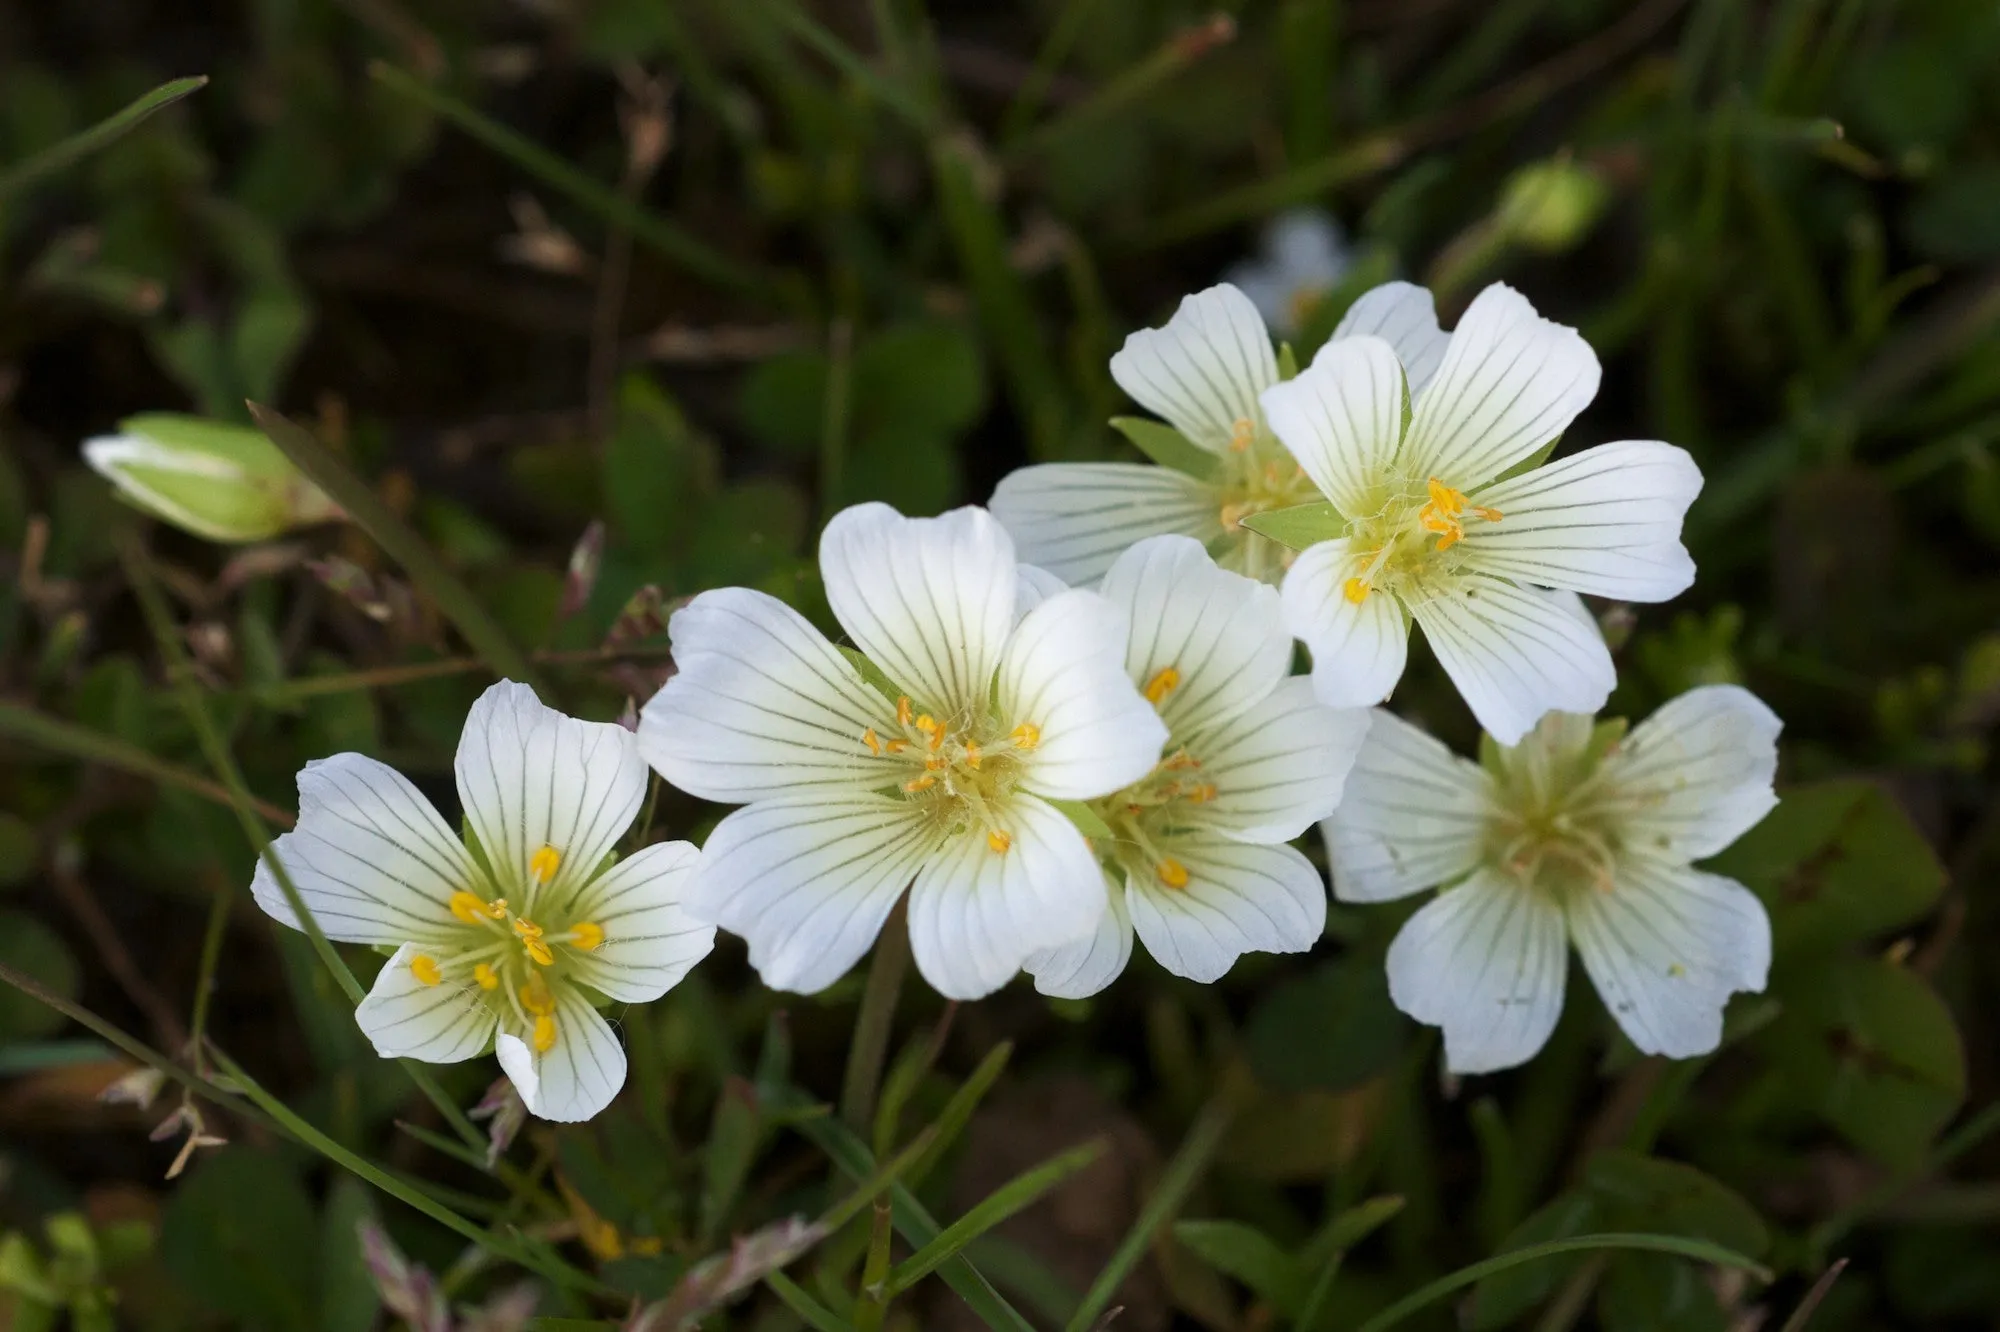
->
[1484,801,1620,903]
[1341,476,1503,604]
[1091,666,1217,889]
[861,696,1039,853]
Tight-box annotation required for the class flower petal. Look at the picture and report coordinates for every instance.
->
[252,753,478,945]
[1597,686,1782,861]
[1259,335,1406,522]
[990,462,1222,588]
[1402,283,1601,488]
[1109,284,1278,452]
[907,796,1107,1000]
[1279,538,1410,709]
[1385,870,1568,1074]
[1412,574,1614,746]
[1566,860,1770,1059]
[820,503,1017,718]
[495,985,626,1123]
[1025,874,1134,999]
[1323,709,1495,903]
[354,944,496,1062]
[1014,562,1070,621]
[639,587,894,802]
[999,589,1168,801]
[687,796,938,994]
[1461,441,1700,600]
[456,681,647,906]
[1128,839,1326,983]
[1098,535,1292,737]
[559,840,716,1003]
[1331,281,1450,397]
[1192,678,1371,844]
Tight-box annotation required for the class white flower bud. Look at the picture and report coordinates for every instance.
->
[81,413,342,544]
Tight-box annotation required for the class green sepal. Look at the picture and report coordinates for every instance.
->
[1581,717,1630,773]
[1109,416,1220,480]
[1477,731,1507,777]
[1238,501,1349,552]
[1277,342,1300,381]
[1049,798,1114,840]
[834,644,903,705]
[1489,434,1562,485]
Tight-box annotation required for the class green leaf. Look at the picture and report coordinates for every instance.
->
[0,76,208,202]
[1244,958,1407,1092]
[1238,501,1347,552]
[161,1151,318,1332]
[1468,1192,1600,1330]
[1582,1152,1769,1258]
[0,914,79,1040]
[605,375,718,560]
[886,1140,1106,1294]
[1173,1219,1306,1312]
[1109,417,1220,480]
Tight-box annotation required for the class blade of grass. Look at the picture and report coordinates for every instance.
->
[0,702,294,826]
[1775,1260,1848,1332]
[766,1271,852,1332]
[906,1039,1012,1188]
[817,1126,941,1234]
[246,403,539,689]
[1353,1234,1772,1332]
[761,0,937,130]
[0,76,209,201]
[1001,0,1106,143]
[1064,1094,1233,1332]
[367,63,773,299]
[1004,14,1235,163]
[886,1139,1106,1295]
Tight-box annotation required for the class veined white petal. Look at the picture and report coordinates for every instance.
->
[1014,563,1070,621]
[1128,839,1326,984]
[253,753,478,945]
[1192,678,1371,844]
[560,841,715,1003]
[1025,873,1134,999]
[1323,709,1494,903]
[639,587,895,802]
[456,682,647,905]
[820,503,1017,718]
[1402,283,1601,488]
[1280,539,1410,709]
[1109,284,1278,452]
[687,796,938,994]
[1412,574,1614,746]
[1567,860,1770,1059]
[999,589,1168,801]
[990,462,1222,588]
[1259,335,1407,521]
[354,944,496,1062]
[1099,535,1292,737]
[907,796,1107,1000]
[1462,441,1700,600]
[1385,869,1568,1074]
[1331,282,1450,397]
[1596,686,1782,861]
[495,984,626,1123]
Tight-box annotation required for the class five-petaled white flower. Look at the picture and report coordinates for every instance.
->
[251,681,714,1123]
[1224,208,1355,338]
[990,281,1450,586]
[638,503,1169,1001]
[1259,282,1702,744]
[1026,536,1369,997]
[1324,686,1779,1074]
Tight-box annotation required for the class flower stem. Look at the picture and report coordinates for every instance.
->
[840,900,911,1133]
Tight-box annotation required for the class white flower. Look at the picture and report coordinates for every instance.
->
[83,413,342,544]
[1324,686,1779,1074]
[1025,536,1369,996]
[638,503,1168,1001]
[251,681,714,1123]
[1259,282,1701,744]
[990,281,1450,586]
[1224,208,1354,337]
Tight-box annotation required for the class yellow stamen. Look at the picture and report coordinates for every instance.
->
[473,963,500,990]
[569,921,605,952]
[410,954,442,986]
[902,774,937,793]
[863,727,883,755]
[1189,783,1218,802]
[525,938,554,966]
[1143,667,1181,705]
[1426,477,1466,516]
[1343,577,1371,604]
[1228,416,1255,452]
[915,715,944,751]
[1219,501,1254,531]
[896,696,913,727]
[529,844,562,884]
[533,1015,558,1052]
[987,829,1012,854]
[1010,722,1041,751]
[885,738,908,754]
[512,917,544,940]
[1156,859,1191,890]
[963,742,982,769]
[1162,751,1202,770]
[450,891,486,924]
[520,975,556,1016]
[1473,505,1503,522]
[925,755,946,772]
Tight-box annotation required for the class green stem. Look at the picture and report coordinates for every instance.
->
[186,863,235,1068]
[1005,14,1235,163]
[0,76,209,201]
[840,910,910,1132]
[0,702,295,826]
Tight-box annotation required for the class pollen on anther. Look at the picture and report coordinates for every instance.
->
[410,954,443,986]
[520,977,556,1016]
[570,921,606,951]
[1343,577,1371,604]
[1143,667,1181,705]
[987,829,1012,854]
[473,962,500,990]
[896,696,914,727]
[533,1015,558,1052]
[964,742,982,769]
[863,727,883,755]
[902,774,937,794]
[529,844,562,884]
[450,891,490,925]
[1156,859,1191,890]
[1010,722,1041,751]
[1228,417,1255,452]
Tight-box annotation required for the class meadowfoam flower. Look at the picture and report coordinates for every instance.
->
[1025,536,1369,996]
[1258,282,1701,744]
[1225,209,1356,338]
[990,281,1450,586]
[638,503,1168,1001]
[1324,686,1779,1073]
[251,681,714,1122]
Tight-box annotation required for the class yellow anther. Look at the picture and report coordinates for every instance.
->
[1162,751,1202,770]
[1343,577,1371,604]
[519,975,556,1016]
[512,917,545,940]
[915,715,944,751]
[1228,417,1255,452]
[902,774,937,794]
[525,938,554,966]
[896,696,913,727]
[533,1015,558,1052]
[988,829,1012,854]
[1189,783,1219,802]
[1143,667,1181,705]
[473,963,500,990]
[1010,722,1041,751]
[1219,501,1254,531]
[1473,504,1504,522]
[1426,477,1466,517]
[450,891,489,925]
[410,954,443,986]
[529,844,562,884]
[963,742,982,769]
[569,921,606,952]
[863,727,883,755]
[1156,859,1191,890]
[925,755,946,772]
